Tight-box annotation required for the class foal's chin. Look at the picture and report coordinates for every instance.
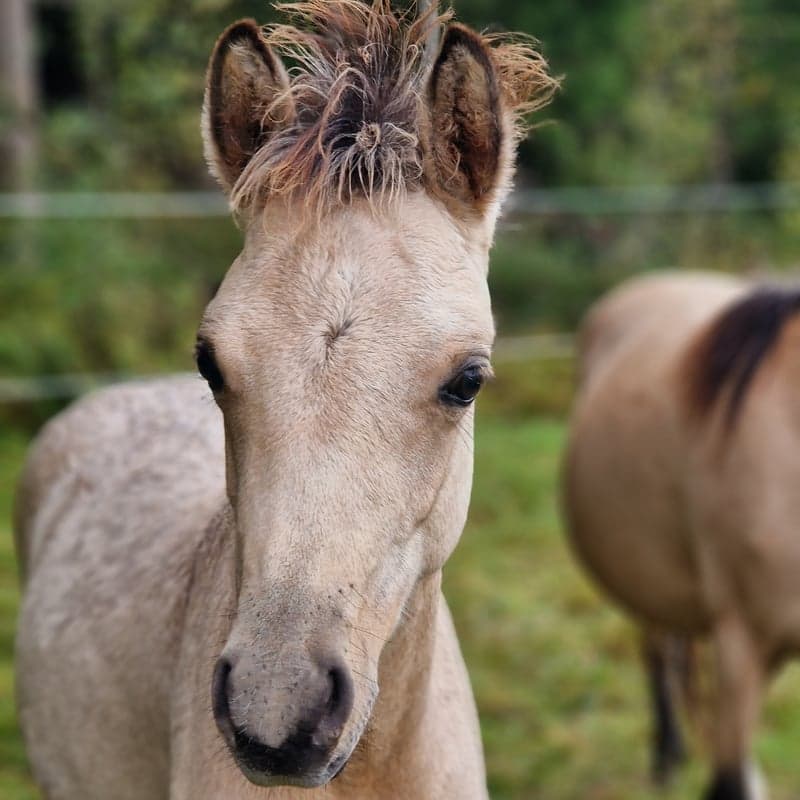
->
[233,730,362,789]
[238,764,336,790]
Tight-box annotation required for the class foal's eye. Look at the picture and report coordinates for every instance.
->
[195,340,225,393]
[439,364,487,407]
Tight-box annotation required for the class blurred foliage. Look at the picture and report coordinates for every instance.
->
[481,357,576,420]
[39,0,278,190]
[458,0,800,187]
[0,217,237,376]
[2,0,800,432]
[28,0,800,190]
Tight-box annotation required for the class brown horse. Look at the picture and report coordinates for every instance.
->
[14,3,557,799]
[563,270,800,799]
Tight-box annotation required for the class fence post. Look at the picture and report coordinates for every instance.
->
[0,0,39,192]
[0,0,40,267]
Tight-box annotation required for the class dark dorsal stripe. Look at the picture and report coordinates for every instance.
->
[687,285,800,428]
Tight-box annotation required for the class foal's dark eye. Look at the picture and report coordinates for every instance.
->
[195,340,224,393]
[439,364,486,407]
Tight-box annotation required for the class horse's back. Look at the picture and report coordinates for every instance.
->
[683,289,800,654]
[577,271,744,386]
[565,271,745,631]
[15,376,225,800]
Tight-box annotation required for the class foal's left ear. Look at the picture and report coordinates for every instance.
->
[202,19,292,194]
[427,24,508,213]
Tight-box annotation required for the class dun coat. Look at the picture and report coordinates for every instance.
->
[14,3,556,798]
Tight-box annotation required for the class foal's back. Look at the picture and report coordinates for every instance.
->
[15,377,225,799]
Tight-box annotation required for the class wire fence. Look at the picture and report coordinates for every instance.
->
[3,180,798,404]
[3,182,800,219]
[0,191,229,219]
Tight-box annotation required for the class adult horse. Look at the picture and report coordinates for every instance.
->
[563,270,800,799]
[14,2,557,798]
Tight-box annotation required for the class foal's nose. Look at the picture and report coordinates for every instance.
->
[211,655,354,782]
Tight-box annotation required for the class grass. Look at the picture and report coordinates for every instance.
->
[448,412,800,799]
[3,383,800,798]
[0,430,37,800]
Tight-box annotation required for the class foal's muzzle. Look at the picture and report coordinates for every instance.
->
[212,655,355,786]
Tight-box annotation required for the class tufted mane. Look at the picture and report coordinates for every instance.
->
[229,0,559,214]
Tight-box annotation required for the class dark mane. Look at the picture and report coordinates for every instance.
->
[685,286,800,427]
[230,0,559,213]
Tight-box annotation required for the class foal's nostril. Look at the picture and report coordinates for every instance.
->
[211,658,234,738]
[313,662,355,749]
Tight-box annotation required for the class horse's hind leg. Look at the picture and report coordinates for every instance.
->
[641,630,688,784]
[703,618,767,800]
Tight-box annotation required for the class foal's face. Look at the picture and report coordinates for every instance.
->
[199,3,554,786]
[198,193,493,785]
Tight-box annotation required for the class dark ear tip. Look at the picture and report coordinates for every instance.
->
[215,18,268,53]
[219,18,262,43]
[437,23,490,63]
[211,18,279,82]
[432,23,497,94]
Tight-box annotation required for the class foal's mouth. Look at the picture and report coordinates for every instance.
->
[329,750,352,781]
[222,721,356,788]
[225,709,365,789]
[233,738,355,789]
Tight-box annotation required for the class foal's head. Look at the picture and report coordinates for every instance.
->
[198,0,555,788]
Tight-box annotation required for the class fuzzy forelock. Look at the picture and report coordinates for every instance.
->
[231,0,559,215]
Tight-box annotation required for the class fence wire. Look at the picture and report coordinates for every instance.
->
[2,182,800,219]
[3,180,798,404]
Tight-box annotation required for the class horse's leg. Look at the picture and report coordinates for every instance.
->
[641,630,688,784]
[703,618,767,800]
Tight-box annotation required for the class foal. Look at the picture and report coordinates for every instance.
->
[564,271,800,799]
[15,3,556,798]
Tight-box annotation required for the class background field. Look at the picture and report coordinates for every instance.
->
[4,0,800,797]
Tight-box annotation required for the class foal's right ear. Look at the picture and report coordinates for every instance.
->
[202,20,292,194]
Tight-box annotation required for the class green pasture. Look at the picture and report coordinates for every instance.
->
[4,364,800,799]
